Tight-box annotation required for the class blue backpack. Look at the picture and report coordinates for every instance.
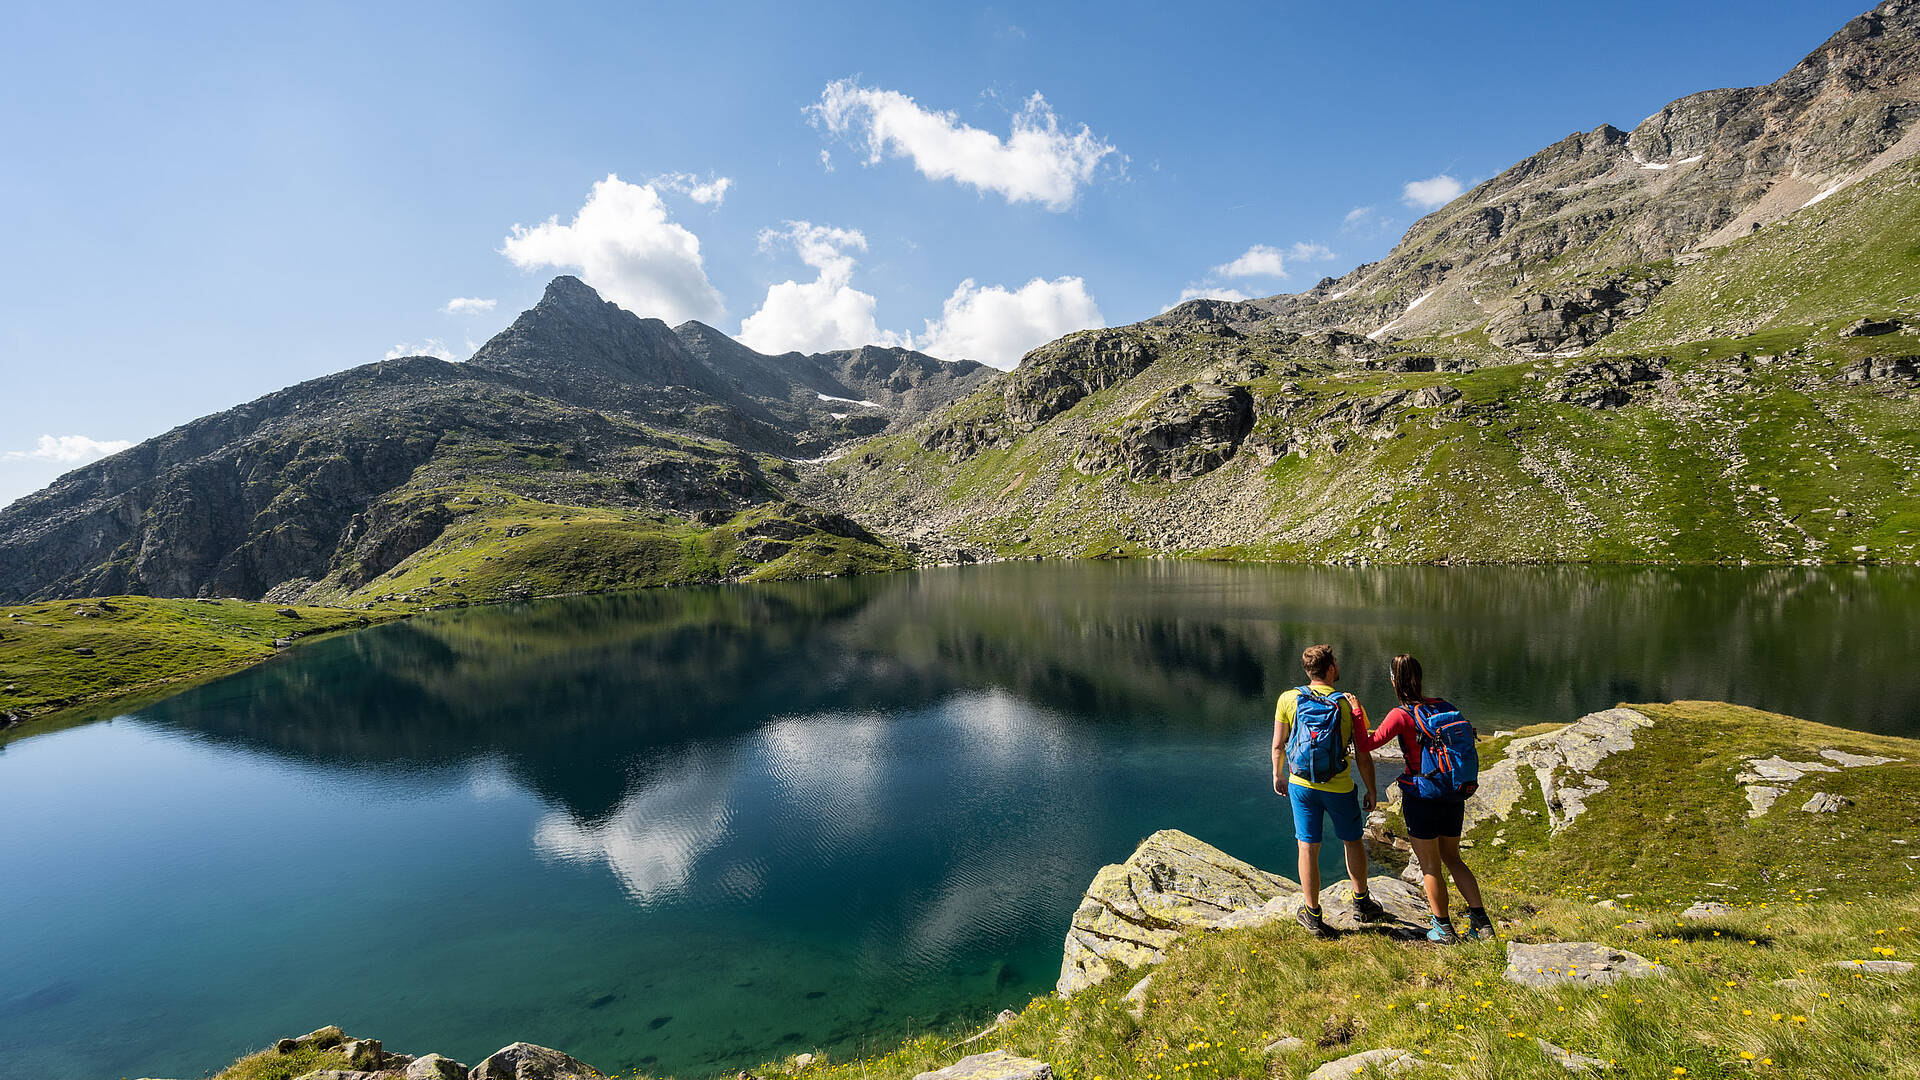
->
[1285,686,1349,783]
[1401,700,1480,801]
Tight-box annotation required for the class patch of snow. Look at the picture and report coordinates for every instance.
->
[830,412,847,420]
[816,392,883,408]
[1676,154,1703,165]
[1801,178,1854,209]
[1326,288,1348,300]
[1368,287,1437,341]
[788,449,849,465]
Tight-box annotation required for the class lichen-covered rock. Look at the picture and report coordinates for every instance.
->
[1505,941,1665,988]
[1305,1048,1428,1080]
[1467,707,1653,834]
[404,1055,466,1080]
[1681,901,1733,919]
[912,1050,1052,1080]
[1056,829,1297,995]
[469,1042,605,1080]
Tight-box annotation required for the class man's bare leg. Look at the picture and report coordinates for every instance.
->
[1298,840,1322,911]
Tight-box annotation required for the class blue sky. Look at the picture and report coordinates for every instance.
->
[0,0,1870,506]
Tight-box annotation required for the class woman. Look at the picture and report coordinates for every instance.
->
[1357,654,1495,943]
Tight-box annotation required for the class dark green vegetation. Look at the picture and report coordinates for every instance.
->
[0,595,388,728]
[758,702,1920,1080]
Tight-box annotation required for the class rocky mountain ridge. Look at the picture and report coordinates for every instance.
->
[0,277,989,604]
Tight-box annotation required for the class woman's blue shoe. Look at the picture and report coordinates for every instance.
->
[1427,916,1459,944]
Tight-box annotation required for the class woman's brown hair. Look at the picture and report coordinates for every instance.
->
[1390,653,1424,704]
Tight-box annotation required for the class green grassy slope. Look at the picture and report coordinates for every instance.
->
[835,330,1920,565]
[0,596,387,728]
[1601,157,1920,349]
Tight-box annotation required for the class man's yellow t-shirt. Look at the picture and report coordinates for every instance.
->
[1275,683,1357,793]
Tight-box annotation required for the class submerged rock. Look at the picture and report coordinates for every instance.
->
[469,1042,606,1080]
[1055,829,1297,995]
[912,1050,1052,1080]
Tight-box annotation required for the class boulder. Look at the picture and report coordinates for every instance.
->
[1841,317,1901,337]
[1801,791,1852,813]
[291,1072,393,1080]
[1546,358,1665,409]
[1486,274,1668,352]
[405,1056,467,1080]
[469,1043,606,1080]
[1263,1036,1305,1054]
[1828,959,1915,975]
[1681,901,1733,920]
[1534,1037,1611,1073]
[911,1050,1052,1080]
[1056,829,1297,995]
[1504,941,1664,988]
[286,1027,348,1052]
[1410,384,1462,408]
[1305,1048,1428,1080]
[1838,355,1918,386]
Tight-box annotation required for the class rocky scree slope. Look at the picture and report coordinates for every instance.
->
[0,277,989,605]
[1234,0,1920,350]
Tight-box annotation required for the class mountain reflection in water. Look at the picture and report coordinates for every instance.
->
[5,562,1916,1080]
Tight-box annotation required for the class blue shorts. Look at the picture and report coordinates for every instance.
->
[1290,782,1364,845]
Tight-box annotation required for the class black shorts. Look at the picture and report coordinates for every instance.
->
[1402,790,1465,840]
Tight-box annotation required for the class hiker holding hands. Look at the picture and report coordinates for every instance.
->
[1357,653,1495,943]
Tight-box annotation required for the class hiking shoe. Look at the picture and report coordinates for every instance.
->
[1297,904,1330,937]
[1465,916,1497,941]
[1426,916,1459,944]
[1353,893,1387,922]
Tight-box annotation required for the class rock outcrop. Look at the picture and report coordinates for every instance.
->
[1488,275,1669,352]
[469,1042,605,1080]
[1072,384,1255,481]
[1055,829,1297,995]
[1466,707,1654,834]
[1504,941,1666,988]
[912,1050,1052,1080]
[1735,747,1899,817]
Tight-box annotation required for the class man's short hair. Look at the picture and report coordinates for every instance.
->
[1302,644,1336,679]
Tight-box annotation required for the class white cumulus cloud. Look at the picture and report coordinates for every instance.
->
[738,222,898,355]
[913,277,1103,369]
[808,79,1118,210]
[653,171,734,206]
[501,173,726,324]
[442,297,496,315]
[1170,286,1255,307]
[386,339,459,361]
[1402,174,1463,209]
[2,434,134,464]
[1211,242,1334,280]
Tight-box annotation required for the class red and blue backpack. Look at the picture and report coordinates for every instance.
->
[1400,700,1479,801]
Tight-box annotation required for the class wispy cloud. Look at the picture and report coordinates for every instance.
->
[442,297,496,315]
[652,171,734,207]
[3,434,133,464]
[1402,174,1463,209]
[808,79,1118,210]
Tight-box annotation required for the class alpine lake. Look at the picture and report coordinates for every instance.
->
[4,561,1917,1080]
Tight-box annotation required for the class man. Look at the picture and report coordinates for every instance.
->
[1273,643,1383,935]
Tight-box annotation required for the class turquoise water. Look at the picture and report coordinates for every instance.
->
[2,562,1916,1079]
